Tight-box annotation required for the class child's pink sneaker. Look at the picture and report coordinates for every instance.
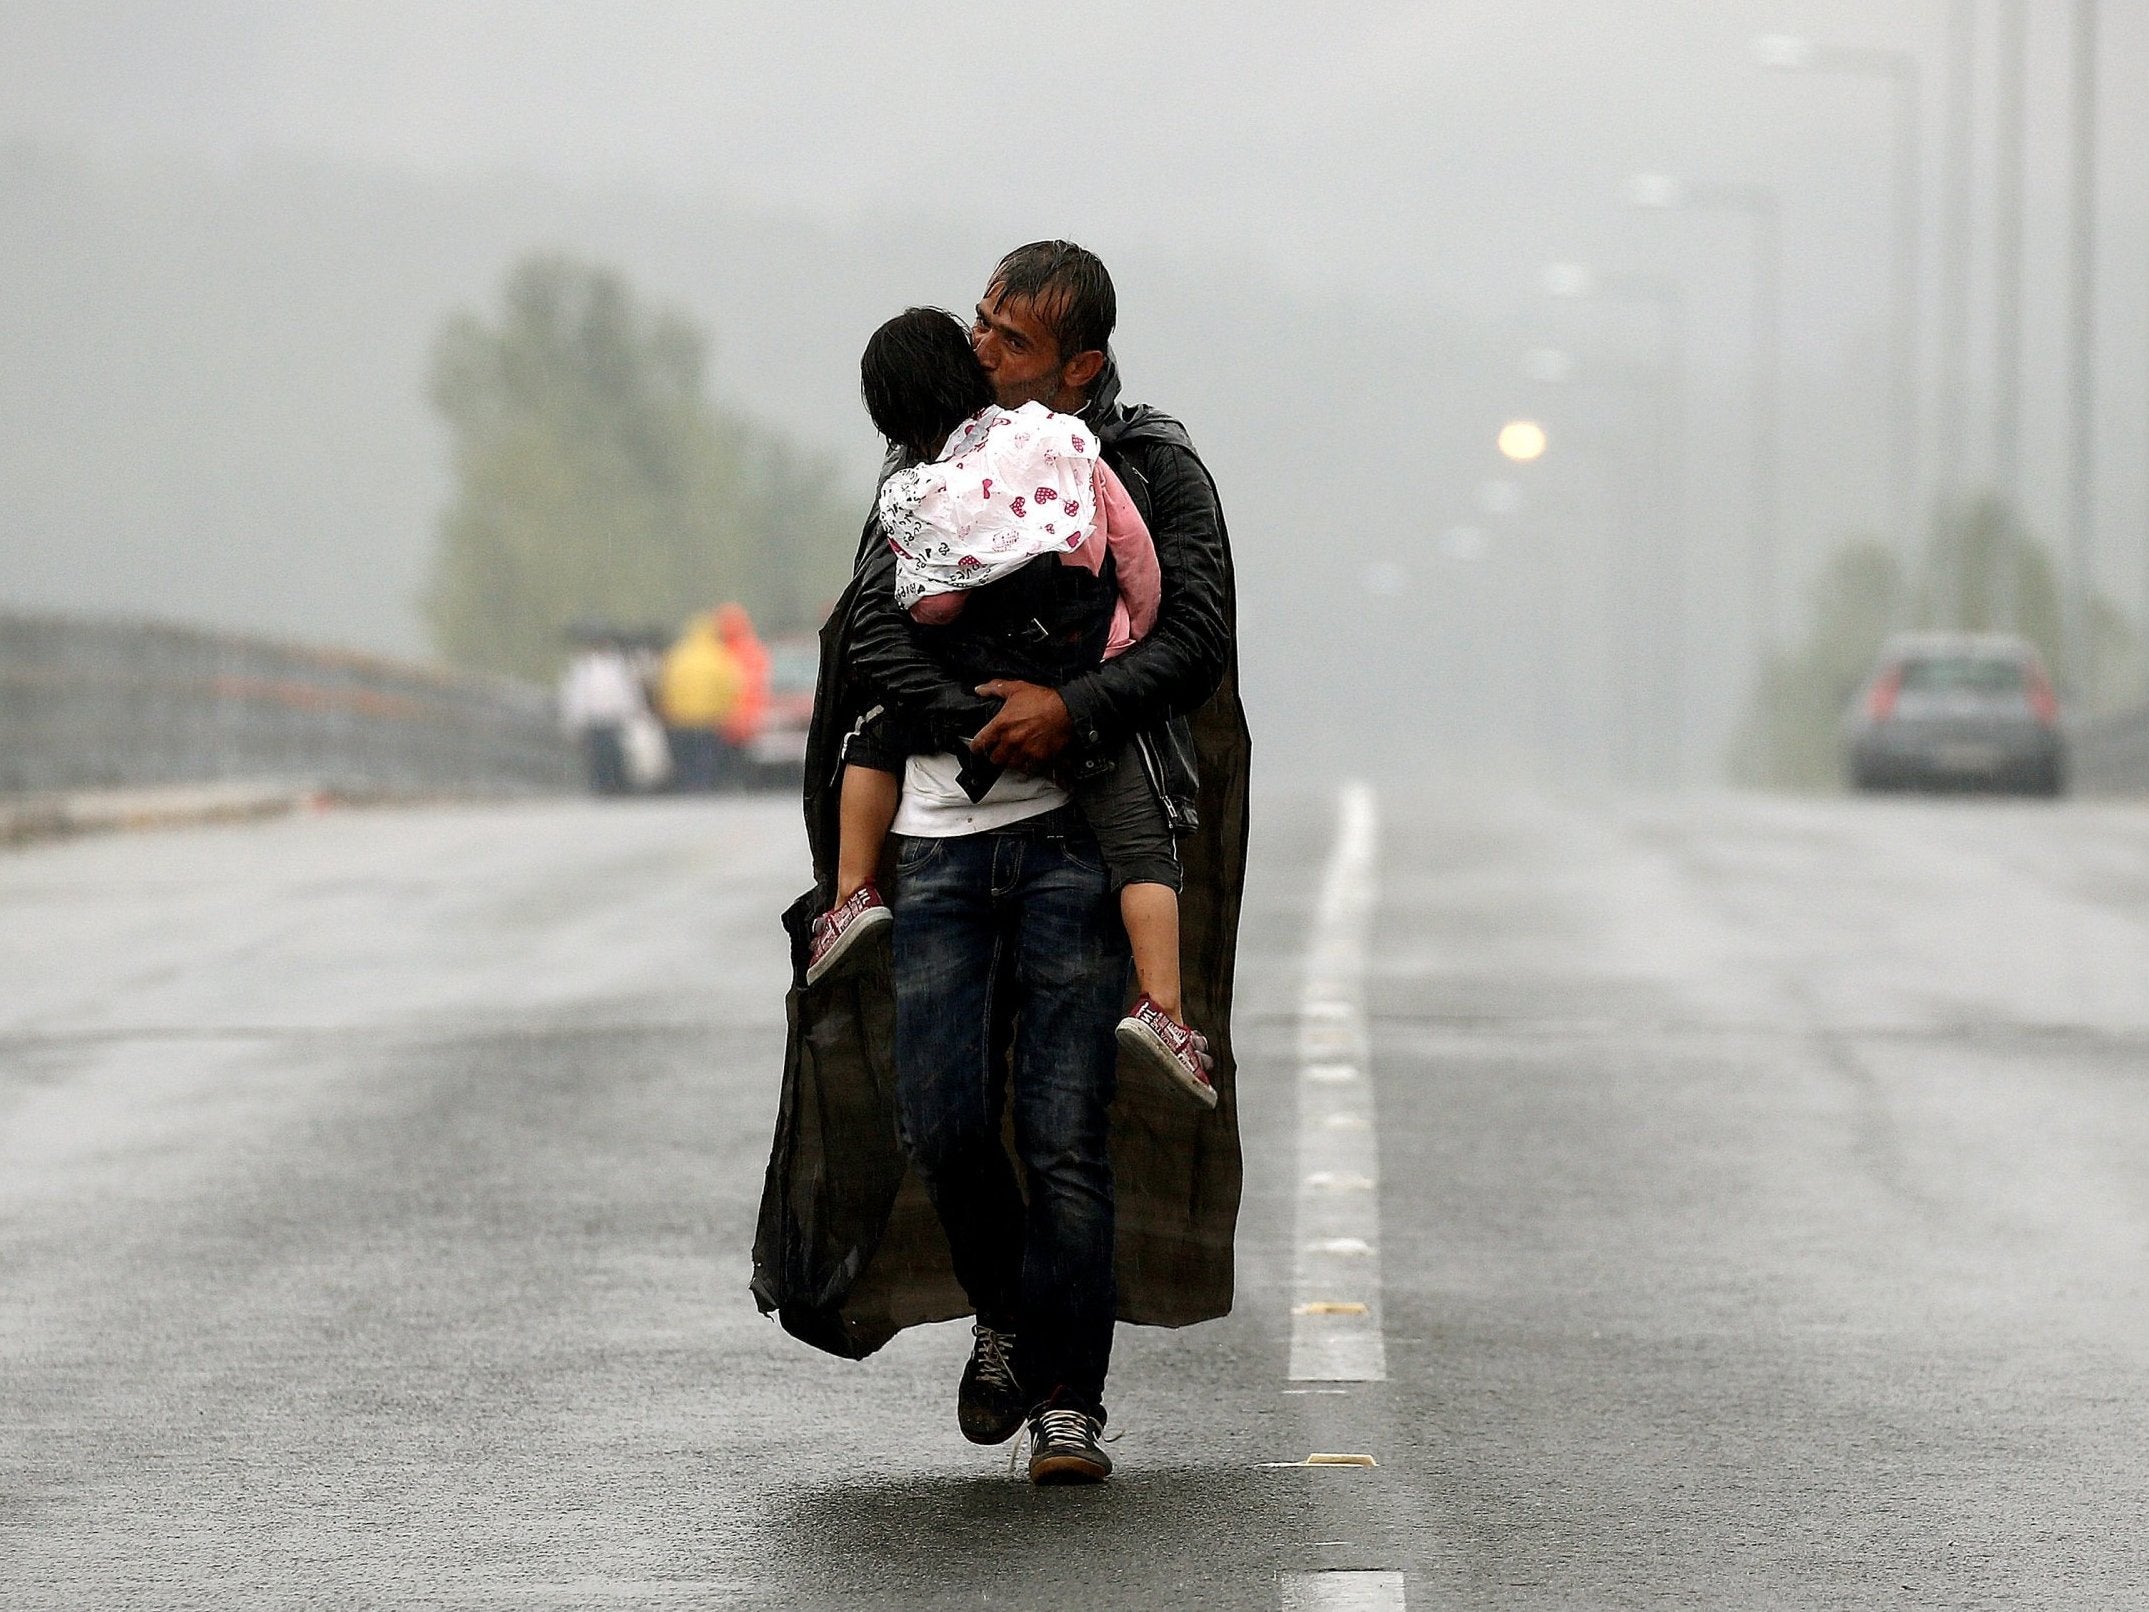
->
[806,883,892,986]
[1115,995,1218,1110]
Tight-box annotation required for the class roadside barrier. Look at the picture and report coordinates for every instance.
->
[2075,705,2149,796]
[0,611,573,796]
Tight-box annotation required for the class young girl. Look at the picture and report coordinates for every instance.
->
[806,307,1214,1110]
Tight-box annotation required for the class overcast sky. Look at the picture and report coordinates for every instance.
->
[5,2,2142,313]
[9,3,2146,481]
[6,1,2149,760]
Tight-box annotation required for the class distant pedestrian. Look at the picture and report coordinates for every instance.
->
[658,613,744,791]
[558,633,652,796]
[712,603,771,788]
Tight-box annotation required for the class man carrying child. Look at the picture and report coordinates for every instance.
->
[752,240,1251,1486]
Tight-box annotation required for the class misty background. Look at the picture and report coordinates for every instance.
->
[5,0,2148,782]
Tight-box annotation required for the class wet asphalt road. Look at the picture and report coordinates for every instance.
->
[5,787,2149,1608]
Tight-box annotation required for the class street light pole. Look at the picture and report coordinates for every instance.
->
[1752,37,1923,608]
[1937,0,1976,627]
[1992,0,2028,631]
[1543,265,1690,783]
[1513,394,1630,783]
[1889,62,1923,605]
[1753,193,1782,655]
[2064,0,2098,704]
[1630,175,1781,660]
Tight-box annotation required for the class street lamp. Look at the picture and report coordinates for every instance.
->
[1543,263,1690,782]
[1628,173,1782,664]
[1498,419,1549,463]
[1523,346,1577,385]
[1626,173,1688,212]
[1752,33,1923,604]
[1750,33,1819,72]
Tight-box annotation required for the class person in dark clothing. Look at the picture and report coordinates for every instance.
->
[751,240,1249,1490]
[857,243,1230,1483]
[807,308,1215,1111]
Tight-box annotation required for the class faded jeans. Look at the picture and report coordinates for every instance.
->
[890,821,1129,1417]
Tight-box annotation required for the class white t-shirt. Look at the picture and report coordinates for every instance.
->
[890,751,1068,838]
[556,650,646,730]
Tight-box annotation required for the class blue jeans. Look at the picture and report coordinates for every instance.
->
[581,727,627,795]
[890,823,1129,1417]
[668,728,720,792]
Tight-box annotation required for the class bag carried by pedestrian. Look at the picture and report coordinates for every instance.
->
[621,709,673,791]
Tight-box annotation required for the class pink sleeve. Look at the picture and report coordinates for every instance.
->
[909,592,965,626]
[1092,461,1159,656]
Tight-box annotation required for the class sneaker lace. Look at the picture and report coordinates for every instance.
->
[972,1324,1018,1395]
[1035,1407,1094,1448]
[1010,1406,1115,1476]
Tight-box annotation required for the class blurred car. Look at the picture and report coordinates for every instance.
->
[746,633,820,781]
[1845,632,2064,796]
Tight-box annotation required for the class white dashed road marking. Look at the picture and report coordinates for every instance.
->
[1279,789,1403,1607]
[1277,789,1403,1607]
[1289,782,1385,1384]
[1281,1570,1407,1610]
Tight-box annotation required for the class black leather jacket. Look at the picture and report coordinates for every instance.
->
[845,358,1234,832]
[760,363,1250,1356]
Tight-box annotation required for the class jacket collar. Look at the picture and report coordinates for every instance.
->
[1080,350,1126,437]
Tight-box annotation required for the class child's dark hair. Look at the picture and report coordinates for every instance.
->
[860,307,993,456]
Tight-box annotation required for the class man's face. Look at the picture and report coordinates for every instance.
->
[972,284,1082,412]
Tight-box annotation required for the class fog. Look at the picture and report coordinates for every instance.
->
[5,1,2148,783]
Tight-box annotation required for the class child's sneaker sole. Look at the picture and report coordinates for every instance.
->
[1116,1018,1219,1109]
[805,902,893,986]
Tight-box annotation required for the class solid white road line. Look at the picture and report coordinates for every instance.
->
[1289,781,1385,1383]
[1281,1570,1408,1610]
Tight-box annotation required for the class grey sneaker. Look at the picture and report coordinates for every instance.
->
[957,1323,1025,1445]
[1026,1405,1112,1485]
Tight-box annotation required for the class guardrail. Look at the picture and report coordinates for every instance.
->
[0,611,574,796]
[2074,705,2149,796]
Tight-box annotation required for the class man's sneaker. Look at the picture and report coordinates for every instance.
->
[805,883,892,986]
[1115,996,1218,1110]
[957,1323,1025,1445]
[1026,1404,1113,1485]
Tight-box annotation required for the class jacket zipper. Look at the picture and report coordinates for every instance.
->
[1134,728,1190,835]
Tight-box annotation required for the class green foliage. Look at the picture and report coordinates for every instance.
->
[1732,496,2137,790]
[1910,496,2135,697]
[424,255,856,679]
[1731,539,1906,789]
[722,424,861,645]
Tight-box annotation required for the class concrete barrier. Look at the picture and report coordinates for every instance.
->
[2074,706,2149,796]
[0,611,573,797]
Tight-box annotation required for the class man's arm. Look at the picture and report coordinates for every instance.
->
[1054,441,1231,749]
[846,530,999,752]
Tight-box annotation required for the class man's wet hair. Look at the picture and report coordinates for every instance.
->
[860,307,994,454]
[987,240,1116,363]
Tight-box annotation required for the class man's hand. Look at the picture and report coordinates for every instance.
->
[970,680,1073,769]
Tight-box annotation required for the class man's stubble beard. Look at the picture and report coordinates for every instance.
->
[989,372,1054,412]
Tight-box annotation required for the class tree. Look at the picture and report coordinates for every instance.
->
[424,255,854,679]
[723,423,861,643]
[1731,538,1906,789]
[1732,497,2138,789]
[1911,495,2133,700]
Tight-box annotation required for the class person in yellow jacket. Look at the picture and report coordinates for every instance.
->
[658,612,745,792]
